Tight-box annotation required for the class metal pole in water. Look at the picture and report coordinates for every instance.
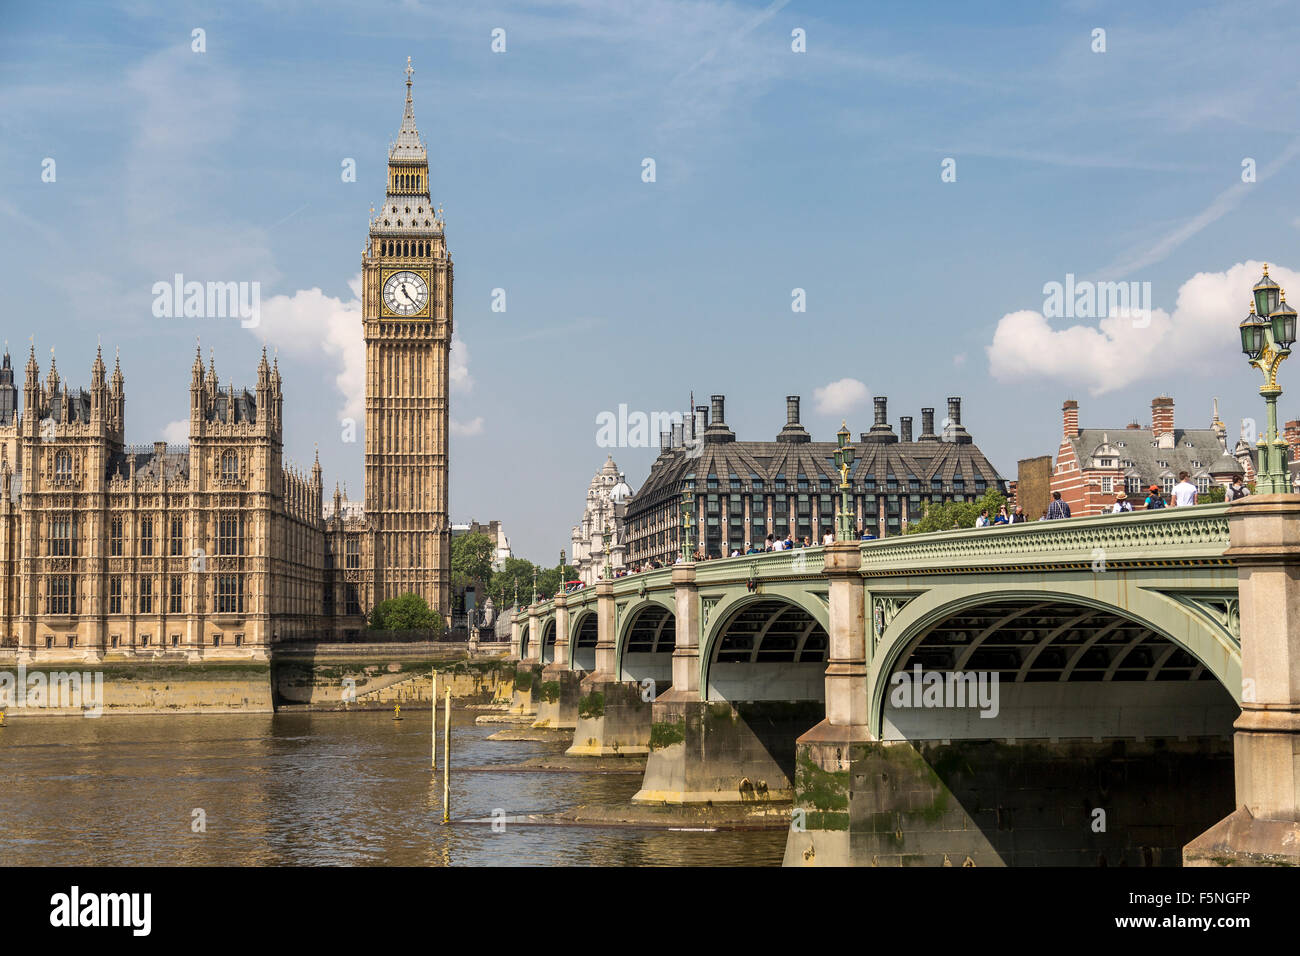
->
[441,688,451,824]
[431,670,437,771]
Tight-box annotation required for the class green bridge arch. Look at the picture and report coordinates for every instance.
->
[868,579,1242,739]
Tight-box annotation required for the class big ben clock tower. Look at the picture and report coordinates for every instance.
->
[363,58,452,613]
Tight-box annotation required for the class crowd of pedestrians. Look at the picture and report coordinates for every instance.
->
[1036,471,1242,523]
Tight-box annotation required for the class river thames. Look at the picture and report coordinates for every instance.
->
[0,709,786,866]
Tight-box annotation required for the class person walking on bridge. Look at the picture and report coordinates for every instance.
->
[1172,471,1198,507]
[1046,491,1071,520]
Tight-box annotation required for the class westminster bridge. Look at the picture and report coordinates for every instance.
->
[506,496,1300,867]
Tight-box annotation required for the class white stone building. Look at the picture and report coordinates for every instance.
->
[570,456,633,585]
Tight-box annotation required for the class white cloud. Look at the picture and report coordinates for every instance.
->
[451,335,472,392]
[250,277,365,421]
[248,276,472,421]
[813,378,870,415]
[987,261,1299,396]
[162,419,189,444]
[452,416,484,436]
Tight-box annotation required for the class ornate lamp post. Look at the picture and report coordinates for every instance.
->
[1240,264,1298,493]
[601,523,612,579]
[834,420,856,541]
[531,567,538,605]
[679,486,694,562]
[559,549,566,596]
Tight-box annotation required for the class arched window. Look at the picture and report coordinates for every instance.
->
[221,449,239,482]
[54,450,72,479]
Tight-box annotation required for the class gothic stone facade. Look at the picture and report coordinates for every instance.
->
[362,59,453,613]
[0,63,455,662]
[0,348,370,662]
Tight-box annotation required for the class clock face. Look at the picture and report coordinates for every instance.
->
[383,271,429,315]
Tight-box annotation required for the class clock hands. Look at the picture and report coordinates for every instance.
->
[387,274,424,314]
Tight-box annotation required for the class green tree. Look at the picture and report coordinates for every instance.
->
[537,564,579,600]
[488,556,539,608]
[907,488,1008,535]
[451,532,495,593]
[1202,484,1226,503]
[370,593,444,633]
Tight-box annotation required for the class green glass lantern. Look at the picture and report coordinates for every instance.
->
[1254,264,1281,318]
[1271,292,1297,350]
[1240,303,1266,360]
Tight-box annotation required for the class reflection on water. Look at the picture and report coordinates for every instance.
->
[0,711,785,866]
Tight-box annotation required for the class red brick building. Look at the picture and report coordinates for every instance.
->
[1051,396,1245,515]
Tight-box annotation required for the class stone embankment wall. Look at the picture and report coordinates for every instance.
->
[0,661,274,718]
[273,648,514,709]
[0,646,514,718]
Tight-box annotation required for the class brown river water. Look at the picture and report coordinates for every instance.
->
[0,709,786,866]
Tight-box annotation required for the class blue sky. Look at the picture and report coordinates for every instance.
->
[2,0,1299,559]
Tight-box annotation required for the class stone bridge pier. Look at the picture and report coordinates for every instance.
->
[634,562,825,804]
[1186,495,1300,865]
[567,578,654,756]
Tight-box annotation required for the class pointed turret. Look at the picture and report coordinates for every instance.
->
[46,350,59,400]
[391,56,426,163]
[90,344,106,424]
[110,348,124,433]
[0,348,17,427]
[204,350,218,423]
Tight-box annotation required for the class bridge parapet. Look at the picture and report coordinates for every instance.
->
[859,503,1231,576]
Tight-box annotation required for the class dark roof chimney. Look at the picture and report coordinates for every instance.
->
[918,407,938,442]
[900,416,913,443]
[945,396,971,444]
[705,394,735,442]
[777,394,810,443]
[861,395,898,443]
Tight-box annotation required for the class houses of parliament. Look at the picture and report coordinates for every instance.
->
[0,61,453,662]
